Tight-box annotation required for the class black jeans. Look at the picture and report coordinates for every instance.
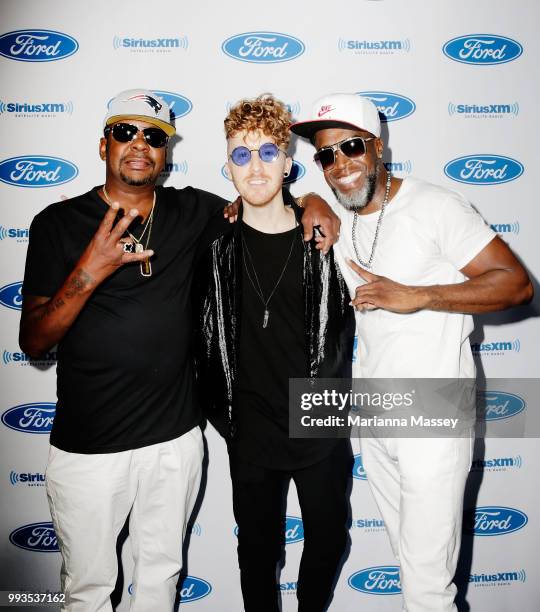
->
[229,440,352,612]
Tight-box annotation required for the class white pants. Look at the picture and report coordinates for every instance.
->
[361,434,473,612]
[46,427,204,612]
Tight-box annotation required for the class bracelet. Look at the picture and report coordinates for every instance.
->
[296,192,318,208]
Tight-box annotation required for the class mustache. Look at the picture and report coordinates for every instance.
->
[120,154,155,166]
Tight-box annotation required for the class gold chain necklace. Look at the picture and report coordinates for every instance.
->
[102,185,156,277]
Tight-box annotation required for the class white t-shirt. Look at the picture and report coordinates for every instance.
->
[332,176,496,378]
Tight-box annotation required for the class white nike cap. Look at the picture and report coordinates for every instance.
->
[291,93,381,139]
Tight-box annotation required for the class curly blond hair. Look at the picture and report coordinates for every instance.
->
[224,94,291,149]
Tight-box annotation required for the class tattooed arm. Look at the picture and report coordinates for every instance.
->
[19,203,151,358]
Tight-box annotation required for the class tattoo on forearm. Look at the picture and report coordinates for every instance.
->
[37,296,65,321]
[64,269,94,299]
[34,269,95,322]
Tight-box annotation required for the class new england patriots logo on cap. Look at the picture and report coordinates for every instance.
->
[128,94,162,114]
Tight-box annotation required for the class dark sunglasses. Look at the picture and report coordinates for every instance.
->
[104,122,169,148]
[314,136,375,171]
[229,142,286,166]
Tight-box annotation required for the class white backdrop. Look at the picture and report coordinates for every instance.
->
[1,1,539,610]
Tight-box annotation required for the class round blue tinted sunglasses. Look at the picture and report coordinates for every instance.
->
[229,142,286,166]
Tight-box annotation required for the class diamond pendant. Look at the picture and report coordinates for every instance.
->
[263,309,269,328]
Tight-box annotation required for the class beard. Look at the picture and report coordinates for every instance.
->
[331,162,381,211]
[118,154,159,186]
[120,168,157,186]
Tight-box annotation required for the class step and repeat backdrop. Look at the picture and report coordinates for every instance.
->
[1,1,539,610]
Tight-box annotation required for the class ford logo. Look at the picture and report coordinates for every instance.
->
[2,403,56,434]
[353,454,367,480]
[0,156,78,188]
[0,30,78,62]
[349,566,401,595]
[236,517,304,544]
[443,34,522,66]
[444,155,523,185]
[477,391,526,421]
[178,576,212,602]
[464,506,528,536]
[151,90,192,121]
[9,522,59,552]
[358,91,415,122]
[222,32,305,63]
[0,281,23,311]
[285,516,304,544]
[284,161,305,184]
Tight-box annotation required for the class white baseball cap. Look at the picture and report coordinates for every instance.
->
[291,93,381,139]
[104,88,175,136]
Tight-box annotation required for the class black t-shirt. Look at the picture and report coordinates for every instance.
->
[23,185,226,453]
[232,221,337,470]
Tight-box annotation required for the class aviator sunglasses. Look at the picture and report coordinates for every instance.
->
[229,142,286,166]
[104,122,169,149]
[314,136,375,171]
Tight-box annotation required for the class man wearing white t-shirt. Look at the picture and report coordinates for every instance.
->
[291,94,533,611]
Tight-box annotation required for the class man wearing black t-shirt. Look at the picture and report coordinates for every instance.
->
[19,89,340,612]
[194,95,355,612]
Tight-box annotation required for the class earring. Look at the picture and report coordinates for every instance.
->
[284,171,290,177]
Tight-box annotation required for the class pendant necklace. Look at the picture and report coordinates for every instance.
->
[351,172,392,269]
[241,221,299,328]
[102,185,156,277]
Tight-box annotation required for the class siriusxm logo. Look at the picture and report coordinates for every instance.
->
[443,35,523,65]
[160,161,188,177]
[221,160,304,184]
[464,506,528,536]
[9,522,59,552]
[0,282,23,311]
[352,454,367,480]
[349,566,401,595]
[0,100,74,117]
[471,455,523,472]
[351,518,385,532]
[0,226,29,241]
[477,391,526,421]
[222,32,304,63]
[190,523,202,536]
[279,581,298,594]
[338,38,411,54]
[0,156,78,188]
[471,339,521,355]
[448,102,519,118]
[358,91,415,122]
[178,576,212,602]
[0,30,78,62]
[470,569,526,587]
[3,349,57,366]
[113,36,188,52]
[151,91,191,120]
[10,471,45,486]
[444,155,523,185]
[490,221,520,235]
[384,160,412,175]
[2,403,56,434]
